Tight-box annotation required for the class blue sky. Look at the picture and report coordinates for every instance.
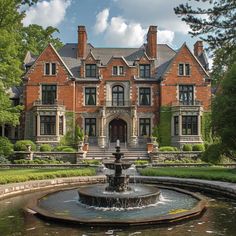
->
[22,0,210,51]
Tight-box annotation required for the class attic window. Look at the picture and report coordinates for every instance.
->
[85,64,96,77]
[45,63,56,75]
[139,64,150,78]
[178,63,190,76]
[112,66,124,76]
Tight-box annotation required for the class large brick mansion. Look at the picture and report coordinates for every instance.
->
[4,25,211,148]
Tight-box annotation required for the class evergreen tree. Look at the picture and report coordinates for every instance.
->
[174,0,236,83]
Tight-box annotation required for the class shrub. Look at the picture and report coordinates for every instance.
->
[182,144,192,151]
[60,147,76,152]
[192,144,205,151]
[14,140,36,151]
[0,137,13,157]
[202,143,223,164]
[82,159,101,165]
[134,160,149,165]
[159,146,175,152]
[0,155,10,164]
[40,144,52,152]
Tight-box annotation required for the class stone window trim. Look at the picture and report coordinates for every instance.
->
[112,66,125,76]
[44,62,57,76]
[178,63,191,76]
[139,64,151,78]
[137,86,152,106]
[83,86,97,106]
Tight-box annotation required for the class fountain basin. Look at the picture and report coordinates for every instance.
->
[78,184,160,208]
[103,162,132,170]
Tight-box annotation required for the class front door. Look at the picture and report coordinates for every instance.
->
[109,119,127,142]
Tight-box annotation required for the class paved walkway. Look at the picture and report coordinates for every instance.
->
[0,175,236,199]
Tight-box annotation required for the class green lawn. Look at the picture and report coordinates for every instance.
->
[139,167,236,183]
[0,168,96,185]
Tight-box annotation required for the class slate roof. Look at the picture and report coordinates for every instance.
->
[58,43,176,78]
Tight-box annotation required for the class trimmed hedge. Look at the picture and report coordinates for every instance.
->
[192,144,205,151]
[55,145,76,152]
[159,146,176,152]
[40,144,52,152]
[134,160,149,165]
[14,140,36,151]
[182,144,192,151]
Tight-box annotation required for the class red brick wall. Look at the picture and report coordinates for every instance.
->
[160,45,211,110]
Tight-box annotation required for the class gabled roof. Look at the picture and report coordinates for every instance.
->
[24,43,73,78]
[158,43,209,80]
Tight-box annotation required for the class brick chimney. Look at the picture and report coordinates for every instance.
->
[146,26,157,59]
[77,25,87,58]
[194,40,204,57]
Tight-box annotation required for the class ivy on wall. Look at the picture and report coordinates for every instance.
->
[158,106,172,146]
[201,112,212,143]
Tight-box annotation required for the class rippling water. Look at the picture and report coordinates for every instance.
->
[0,188,236,236]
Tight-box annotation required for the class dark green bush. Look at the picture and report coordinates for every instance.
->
[0,155,10,164]
[192,144,205,151]
[182,144,192,151]
[0,137,13,157]
[40,144,52,152]
[202,143,223,164]
[159,146,175,152]
[60,147,76,152]
[55,145,72,151]
[14,140,36,151]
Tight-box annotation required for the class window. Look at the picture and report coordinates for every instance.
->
[139,118,151,136]
[174,116,179,135]
[85,64,96,77]
[45,63,56,75]
[59,116,64,135]
[139,64,150,78]
[112,66,124,76]
[42,85,57,104]
[85,118,96,136]
[85,87,96,105]
[40,116,56,135]
[179,85,193,105]
[178,63,190,76]
[139,87,151,105]
[112,85,124,106]
[182,116,198,135]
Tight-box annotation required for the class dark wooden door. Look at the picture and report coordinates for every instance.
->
[109,119,126,142]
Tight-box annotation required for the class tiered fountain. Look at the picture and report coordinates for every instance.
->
[27,141,206,226]
[78,140,160,208]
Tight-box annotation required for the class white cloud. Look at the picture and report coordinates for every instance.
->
[158,30,175,45]
[23,0,71,28]
[94,8,109,34]
[94,9,175,47]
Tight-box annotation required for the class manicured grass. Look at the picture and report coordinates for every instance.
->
[0,168,96,185]
[139,167,236,183]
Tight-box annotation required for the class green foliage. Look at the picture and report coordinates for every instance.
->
[55,145,76,152]
[0,137,13,157]
[39,144,52,152]
[14,140,36,151]
[152,125,159,142]
[212,64,236,161]
[159,146,176,152]
[0,168,96,184]
[158,107,171,146]
[0,156,10,164]
[182,144,192,151]
[13,158,64,164]
[202,143,224,164]
[134,160,149,165]
[201,112,212,143]
[60,147,76,153]
[192,144,205,152]
[140,167,236,183]
[82,160,101,165]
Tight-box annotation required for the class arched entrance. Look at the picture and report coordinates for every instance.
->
[109,119,127,143]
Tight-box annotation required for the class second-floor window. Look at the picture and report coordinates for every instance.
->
[179,85,193,105]
[42,85,57,104]
[139,87,151,105]
[112,66,124,76]
[85,64,96,77]
[139,64,150,78]
[45,62,56,75]
[178,63,190,76]
[85,87,96,105]
[112,85,124,106]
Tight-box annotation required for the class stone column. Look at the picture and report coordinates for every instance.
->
[36,113,40,137]
[130,106,138,147]
[98,107,106,148]
[198,115,201,136]
[178,114,182,136]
